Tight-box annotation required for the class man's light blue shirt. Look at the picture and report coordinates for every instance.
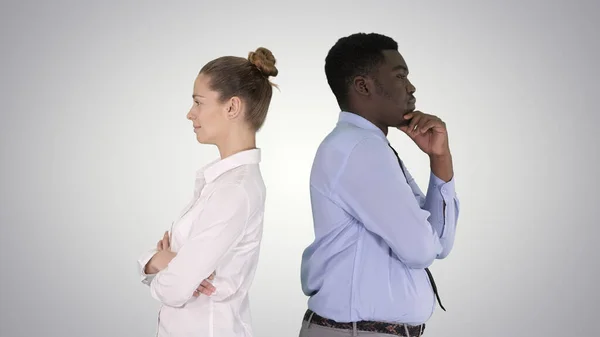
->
[300,111,460,325]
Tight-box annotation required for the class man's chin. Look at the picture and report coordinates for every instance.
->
[395,118,410,128]
[395,110,413,127]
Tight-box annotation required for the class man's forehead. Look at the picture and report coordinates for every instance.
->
[382,50,408,71]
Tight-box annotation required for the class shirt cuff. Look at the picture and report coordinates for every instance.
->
[430,172,456,200]
[138,249,158,285]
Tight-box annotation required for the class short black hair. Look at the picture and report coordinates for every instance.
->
[324,32,398,109]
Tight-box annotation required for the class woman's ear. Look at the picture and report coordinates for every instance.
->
[225,96,242,120]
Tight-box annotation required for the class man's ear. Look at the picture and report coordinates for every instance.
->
[352,76,371,97]
[225,96,242,120]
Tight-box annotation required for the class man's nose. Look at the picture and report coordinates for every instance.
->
[407,80,416,95]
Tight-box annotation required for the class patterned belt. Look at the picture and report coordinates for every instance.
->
[303,309,425,337]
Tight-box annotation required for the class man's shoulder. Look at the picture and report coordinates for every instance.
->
[317,124,386,158]
[310,125,388,183]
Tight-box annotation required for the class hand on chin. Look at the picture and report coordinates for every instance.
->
[394,110,414,128]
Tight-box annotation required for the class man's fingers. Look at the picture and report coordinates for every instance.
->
[157,240,163,250]
[397,124,409,133]
[420,117,445,134]
[419,119,437,134]
[407,112,424,135]
[410,113,441,135]
[208,272,215,280]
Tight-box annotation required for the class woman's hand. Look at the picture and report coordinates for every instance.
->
[157,231,170,251]
[145,231,176,274]
[193,271,217,297]
[149,230,218,296]
[146,251,176,275]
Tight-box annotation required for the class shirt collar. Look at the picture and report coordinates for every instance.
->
[198,148,261,184]
[338,111,387,140]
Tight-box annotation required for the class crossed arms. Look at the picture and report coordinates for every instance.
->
[137,184,250,307]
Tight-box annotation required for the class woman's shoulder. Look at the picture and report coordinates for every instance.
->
[209,165,266,203]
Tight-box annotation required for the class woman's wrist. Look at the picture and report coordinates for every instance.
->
[144,256,159,275]
[145,250,176,274]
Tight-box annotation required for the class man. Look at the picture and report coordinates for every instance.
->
[299,33,460,337]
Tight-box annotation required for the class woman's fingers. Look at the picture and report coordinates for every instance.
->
[192,279,216,297]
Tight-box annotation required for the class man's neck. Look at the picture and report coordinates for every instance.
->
[343,108,388,136]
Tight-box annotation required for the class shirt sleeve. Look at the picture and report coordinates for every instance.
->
[137,248,158,286]
[333,137,443,269]
[149,184,250,307]
[402,161,460,259]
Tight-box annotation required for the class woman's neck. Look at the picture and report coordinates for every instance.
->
[216,129,256,159]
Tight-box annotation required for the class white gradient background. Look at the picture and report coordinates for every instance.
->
[1,0,599,336]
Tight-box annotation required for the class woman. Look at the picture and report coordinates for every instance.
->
[137,47,278,337]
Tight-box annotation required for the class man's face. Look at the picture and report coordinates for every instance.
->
[371,50,416,127]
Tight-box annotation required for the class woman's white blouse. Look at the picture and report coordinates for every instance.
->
[138,149,266,337]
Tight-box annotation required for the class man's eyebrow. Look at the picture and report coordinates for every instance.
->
[391,64,408,72]
[192,94,204,98]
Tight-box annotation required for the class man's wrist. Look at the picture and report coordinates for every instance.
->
[429,151,453,182]
[428,145,451,159]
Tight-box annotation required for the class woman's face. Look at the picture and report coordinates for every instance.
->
[186,73,231,145]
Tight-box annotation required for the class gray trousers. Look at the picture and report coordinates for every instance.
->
[298,312,424,337]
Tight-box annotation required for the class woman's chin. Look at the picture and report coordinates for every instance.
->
[195,133,207,144]
[195,133,215,145]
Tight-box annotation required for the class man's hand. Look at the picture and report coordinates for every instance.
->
[398,111,454,182]
[193,271,217,297]
[398,111,450,157]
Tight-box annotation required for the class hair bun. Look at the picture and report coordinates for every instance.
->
[248,47,278,77]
